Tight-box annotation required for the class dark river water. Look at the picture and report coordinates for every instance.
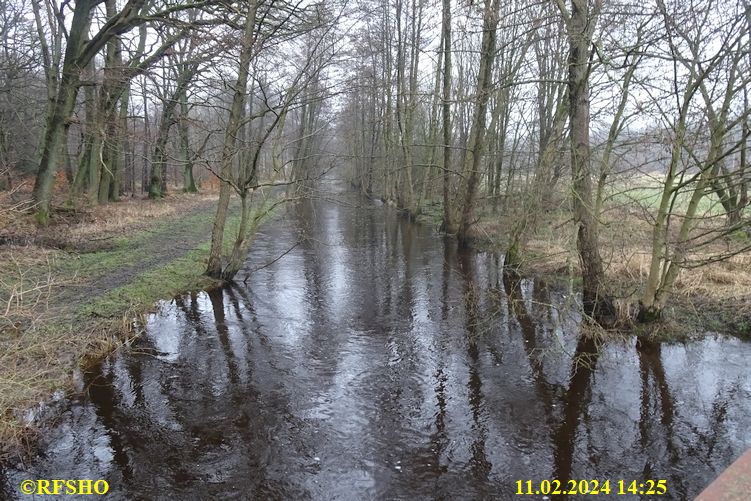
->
[2,189,751,500]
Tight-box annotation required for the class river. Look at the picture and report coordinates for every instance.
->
[2,188,750,500]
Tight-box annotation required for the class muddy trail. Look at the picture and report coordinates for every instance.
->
[43,197,221,320]
[2,186,750,500]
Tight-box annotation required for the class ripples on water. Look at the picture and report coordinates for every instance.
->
[2,193,750,500]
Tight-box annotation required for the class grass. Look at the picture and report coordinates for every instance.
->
[71,228,255,320]
[416,200,444,227]
[0,191,277,461]
[75,245,220,319]
[607,183,726,217]
[55,207,224,280]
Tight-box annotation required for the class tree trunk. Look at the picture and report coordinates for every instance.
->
[456,0,500,246]
[440,0,454,233]
[71,60,97,197]
[559,0,613,319]
[32,0,95,224]
[149,65,198,198]
[179,90,197,193]
[32,0,153,222]
[206,1,258,279]
[419,36,444,212]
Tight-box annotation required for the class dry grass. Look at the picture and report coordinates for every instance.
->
[0,177,219,251]
[471,189,751,335]
[0,313,140,460]
[0,246,59,334]
[0,240,137,461]
[63,192,219,243]
[0,189,221,461]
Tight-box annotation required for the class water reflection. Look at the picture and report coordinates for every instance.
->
[458,248,492,483]
[2,189,751,500]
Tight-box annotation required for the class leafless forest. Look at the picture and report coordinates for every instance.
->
[1,2,751,496]
[1,1,750,337]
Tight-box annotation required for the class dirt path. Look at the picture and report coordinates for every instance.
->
[47,197,220,318]
[0,194,230,457]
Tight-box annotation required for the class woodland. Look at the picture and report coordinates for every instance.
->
[0,4,750,495]
[0,0,750,413]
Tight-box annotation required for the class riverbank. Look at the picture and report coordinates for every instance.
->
[0,193,248,460]
[413,198,751,340]
[3,184,748,501]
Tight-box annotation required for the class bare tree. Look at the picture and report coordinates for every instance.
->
[555,0,614,319]
[30,0,217,224]
[638,0,749,321]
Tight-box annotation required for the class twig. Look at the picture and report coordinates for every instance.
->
[243,242,300,283]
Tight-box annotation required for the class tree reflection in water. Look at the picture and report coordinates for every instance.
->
[3,192,750,501]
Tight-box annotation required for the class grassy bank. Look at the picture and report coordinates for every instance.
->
[0,192,269,460]
[415,193,751,341]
